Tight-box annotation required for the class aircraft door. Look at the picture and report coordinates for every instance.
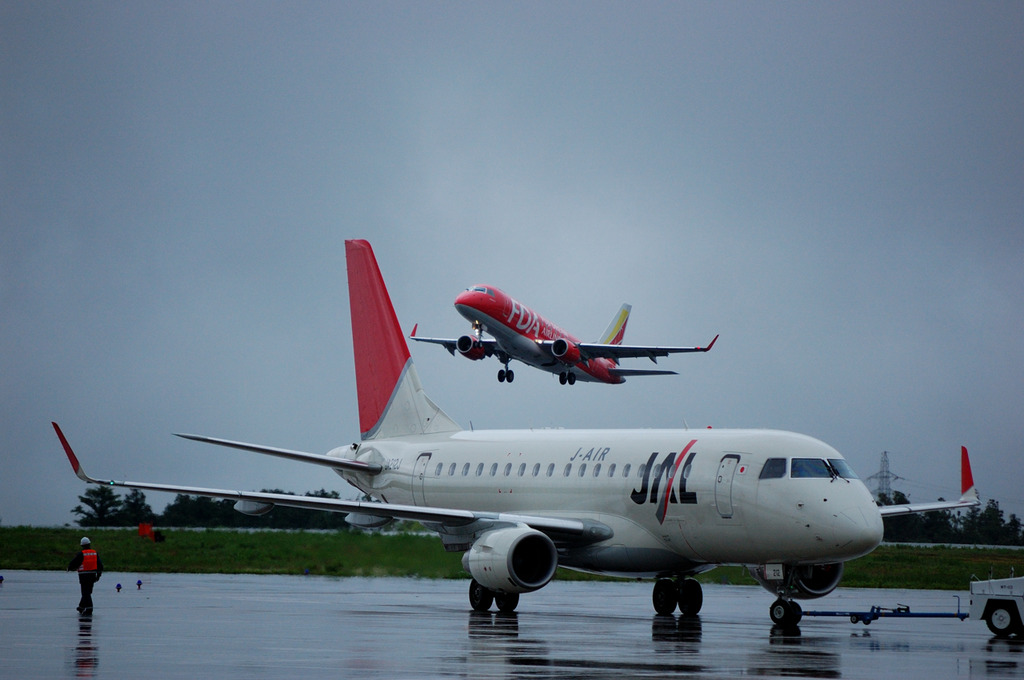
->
[413,452,432,506]
[715,454,741,519]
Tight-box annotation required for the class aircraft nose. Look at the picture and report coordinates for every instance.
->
[835,504,884,559]
[455,286,490,306]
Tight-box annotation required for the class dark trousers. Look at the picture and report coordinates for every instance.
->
[77,573,98,611]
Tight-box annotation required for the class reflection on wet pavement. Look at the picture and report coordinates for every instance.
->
[1,571,1021,679]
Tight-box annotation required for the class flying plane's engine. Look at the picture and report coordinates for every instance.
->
[461,527,558,594]
[456,335,487,361]
[551,338,581,365]
[747,563,845,599]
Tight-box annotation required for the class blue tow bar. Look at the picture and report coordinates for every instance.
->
[804,596,969,625]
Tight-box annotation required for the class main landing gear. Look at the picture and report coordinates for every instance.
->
[558,371,576,385]
[652,577,703,616]
[497,353,514,383]
[769,598,803,627]
[469,579,520,613]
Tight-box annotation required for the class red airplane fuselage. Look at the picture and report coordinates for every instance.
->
[454,285,624,384]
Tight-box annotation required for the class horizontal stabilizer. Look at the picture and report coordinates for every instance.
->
[174,433,382,474]
[608,368,679,377]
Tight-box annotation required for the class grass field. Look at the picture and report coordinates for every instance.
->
[2,527,1020,589]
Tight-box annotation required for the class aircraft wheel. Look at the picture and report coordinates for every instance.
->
[652,578,677,615]
[769,598,803,627]
[469,579,494,612]
[494,592,520,613]
[559,372,567,385]
[506,369,514,383]
[677,578,703,617]
[497,370,506,383]
[567,372,576,385]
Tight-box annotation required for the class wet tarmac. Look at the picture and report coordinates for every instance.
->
[1,570,1021,678]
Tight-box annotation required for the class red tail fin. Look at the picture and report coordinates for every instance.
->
[346,240,409,436]
[345,240,459,440]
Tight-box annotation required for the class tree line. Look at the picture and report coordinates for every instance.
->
[71,486,352,530]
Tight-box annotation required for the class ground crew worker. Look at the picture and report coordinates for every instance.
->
[67,536,103,613]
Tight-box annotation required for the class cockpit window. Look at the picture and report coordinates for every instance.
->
[468,286,494,296]
[828,459,858,479]
[790,458,832,478]
[759,458,787,479]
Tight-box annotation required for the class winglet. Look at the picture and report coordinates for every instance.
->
[52,422,93,483]
[410,323,418,338]
[702,334,719,352]
[960,446,978,502]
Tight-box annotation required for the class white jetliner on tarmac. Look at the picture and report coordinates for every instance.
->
[54,239,980,626]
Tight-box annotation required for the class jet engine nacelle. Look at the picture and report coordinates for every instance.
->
[234,500,274,516]
[456,335,487,361]
[461,526,558,594]
[747,562,845,600]
[551,338,581,365]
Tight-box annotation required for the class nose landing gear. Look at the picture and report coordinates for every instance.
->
[769,598,803,627]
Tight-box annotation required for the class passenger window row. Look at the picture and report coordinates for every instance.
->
[430,460,637,480]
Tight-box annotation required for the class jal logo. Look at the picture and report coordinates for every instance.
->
[630,440,698,524]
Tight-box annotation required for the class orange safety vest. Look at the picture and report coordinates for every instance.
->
[79,549,98,572]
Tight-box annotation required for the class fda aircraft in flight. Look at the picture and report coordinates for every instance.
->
[410,285,717,385]
[54,239,980,626]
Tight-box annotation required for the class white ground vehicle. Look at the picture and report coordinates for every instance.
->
[970,575,1024,637]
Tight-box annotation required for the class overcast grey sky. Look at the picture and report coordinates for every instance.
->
[3,2,1022,528]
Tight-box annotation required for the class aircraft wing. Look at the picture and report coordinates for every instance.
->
[53,423,609,542]
[877,498,979,517]
[408,325,497,357]
[877,446,980,517]
[569,334,718,363]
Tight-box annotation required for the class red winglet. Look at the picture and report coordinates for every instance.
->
[52,422,88,481]
[961,446,975,495]
[703,334,719,352]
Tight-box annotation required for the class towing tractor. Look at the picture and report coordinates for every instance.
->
[970,575,1024,637]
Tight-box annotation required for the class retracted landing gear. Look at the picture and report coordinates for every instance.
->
[469,579,519,613]
[652,577,703,616]
[769,598,803,627]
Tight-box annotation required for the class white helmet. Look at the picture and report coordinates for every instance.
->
[80,537,91,546]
